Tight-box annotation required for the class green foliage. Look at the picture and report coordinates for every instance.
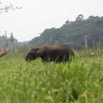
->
[0,50,103,103]
[28,16,103,49]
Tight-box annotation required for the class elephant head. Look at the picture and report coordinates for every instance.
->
[25,47,45,62]
[26,48,38,61]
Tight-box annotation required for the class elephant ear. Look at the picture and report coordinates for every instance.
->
[36,49,43,57]
[29,48,39,57]
[31,48,38,52]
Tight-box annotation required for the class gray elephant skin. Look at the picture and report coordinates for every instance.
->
[26,44,74,62]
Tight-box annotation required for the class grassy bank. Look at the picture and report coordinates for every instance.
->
[0,51,103,103]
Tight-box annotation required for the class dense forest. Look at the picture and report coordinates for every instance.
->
[0,15,103,50]
[28,15,103,49]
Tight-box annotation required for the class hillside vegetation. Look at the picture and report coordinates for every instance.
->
[29,15,103,49]
[1,15,103,50]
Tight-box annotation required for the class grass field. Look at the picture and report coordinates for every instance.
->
[0,50,103,103]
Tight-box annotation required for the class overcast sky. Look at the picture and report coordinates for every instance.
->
[0,0,103,42]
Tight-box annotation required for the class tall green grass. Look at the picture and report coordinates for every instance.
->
[0,50,103,103]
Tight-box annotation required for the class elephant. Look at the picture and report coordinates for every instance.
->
[25,44,74,62]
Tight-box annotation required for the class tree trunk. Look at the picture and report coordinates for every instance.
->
[0,49,9,57]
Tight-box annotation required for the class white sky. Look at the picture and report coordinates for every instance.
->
[0,0,103,42]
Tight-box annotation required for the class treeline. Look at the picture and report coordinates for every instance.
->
[1,15,103,50]
[28,15,103,49]
[0,35,19,50]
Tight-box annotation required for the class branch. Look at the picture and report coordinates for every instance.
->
[0,2,22,13]
[0,49,9,57]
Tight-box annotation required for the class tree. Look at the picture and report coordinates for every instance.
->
[76,14,84,21]
[0,1,21,57]
[65,20,70,25]
[0,1,21,13]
